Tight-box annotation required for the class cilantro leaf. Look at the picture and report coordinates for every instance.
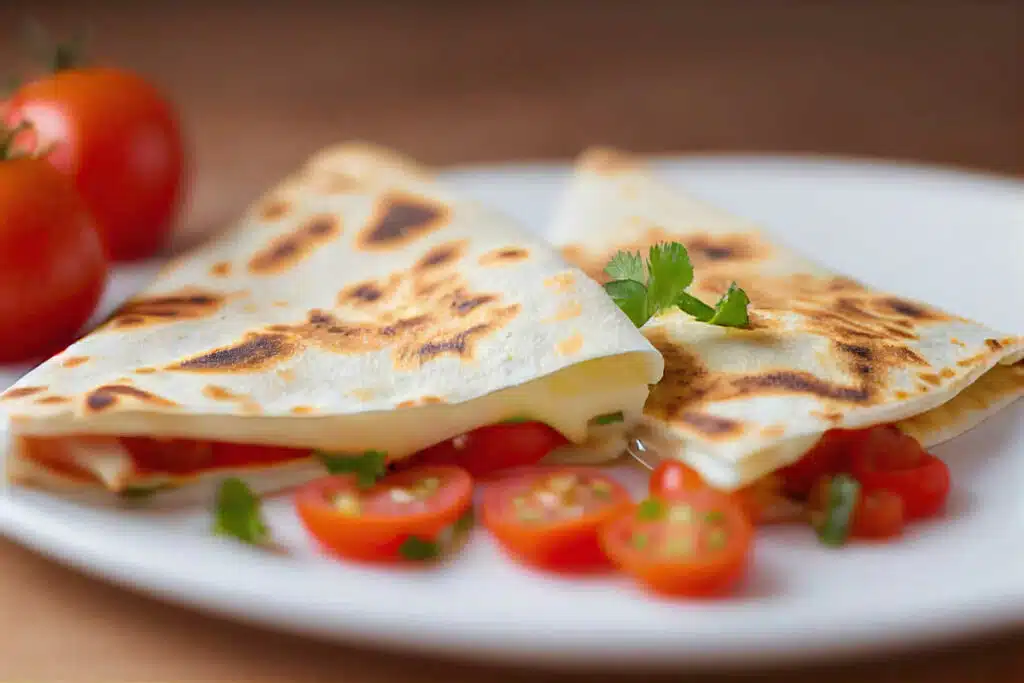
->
[706,282,750,327]
[644,242,693,315]
[675,291,716,321]
[317,450,388,488]
[604,250,645,283]
[592,411,625,426]
[603,279,650,327]
[213,478,268,545]
[814,474,860,547]
[636,498,665,521]
[399,535,440,561]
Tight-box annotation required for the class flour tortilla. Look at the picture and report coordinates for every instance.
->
[0,143,663,494]
[551,148,1023,490]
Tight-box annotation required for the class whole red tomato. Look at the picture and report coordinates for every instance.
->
[0,153,108,362]
[6,67,185,261]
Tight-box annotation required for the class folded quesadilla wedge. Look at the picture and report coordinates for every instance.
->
[551,148,1023,491]
[0,143,663,497]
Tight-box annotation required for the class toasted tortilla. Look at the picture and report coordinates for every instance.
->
[551,148,1023,490]
[0,143,663,494]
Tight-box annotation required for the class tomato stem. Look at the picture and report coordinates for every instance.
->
[22,18,90,75]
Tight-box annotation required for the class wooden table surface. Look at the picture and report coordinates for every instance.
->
[1,1,1022,680]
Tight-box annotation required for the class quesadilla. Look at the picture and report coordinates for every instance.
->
[551,148,1023,491]
[0,143,663,496]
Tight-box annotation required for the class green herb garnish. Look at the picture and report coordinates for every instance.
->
[815,474,860,547]
[602,242,750,328]
[636,498,665,521]
[501,416,531,424]
[317,449,388,488]
[398,535,440,561]
[212,478,269,545]
[592,411,625,426]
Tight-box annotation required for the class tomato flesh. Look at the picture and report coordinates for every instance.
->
[852,489,905,540]
[120,437,310,476]
[0,158,107,363]
[7,67,185,261]
[601,490,753,597]
[777,429,864,498]
[412,421,568,477]
[295,466,473,562]
[482,467,633,572]
[850,431,949,520]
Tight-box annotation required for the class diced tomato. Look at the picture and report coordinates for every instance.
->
[209,442,310,468]
[412,421,568,478]
[777,429,865,498]
[295,465,473,563]
[601,490,753,598]
[481,467,633,572]
[852,489,905,540]
[849,430,950,520]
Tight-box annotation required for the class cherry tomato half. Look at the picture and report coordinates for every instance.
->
[809,476,905,542]
[7,67,185,261]
[481,467,633,572]
[849,429,950,520]
[412,421,568,478]
[0,157,107,363]
[295,466,473,563]
[601,490,753,598]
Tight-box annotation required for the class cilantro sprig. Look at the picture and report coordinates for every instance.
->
[602,242,750,328]
[317,450,388,488]
[213,478,269,545]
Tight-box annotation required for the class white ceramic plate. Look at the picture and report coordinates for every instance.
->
[1,157,1022,669]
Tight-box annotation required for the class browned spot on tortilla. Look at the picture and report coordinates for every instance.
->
[350,388,375,401]
[918,372,942,386]
[682,233,772,267]
[240,400,263,415]
[1,386,46,400]
[415,240,467,271]
[260,199,291,221]
[479,246,529,266]
[290,405,316,415]
[985,338,1003,351]
[104,288,227,329]
[556,333,584,356]
[277,369,296,382]
[337,274,402,309]
[545,300,583,323]
[895,390,910,400]
[61,356,89,369]
[420,395,445,405]
[248,214,341,274]
[242,303,259,314]
[875,297,949,322]
[450,290,496,316]
[358,193,449,250]
[760,424,786,438]
[545,272,576,291]
[737,372,871,402]
[272,300,289,308]
[678,411,743,438]
[167,333,299,373]
[85,384,178,412]
[810,410,844,423]
[210,261,232,277]
[957,353,990,367]
[950,338,966,347]
[135,367,157,375]
[396,399,417,409]
[940,368,956,379]
[202,385,241,401]
[34,395,70,405]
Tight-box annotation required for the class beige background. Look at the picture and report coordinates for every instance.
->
[1,1,1022,680]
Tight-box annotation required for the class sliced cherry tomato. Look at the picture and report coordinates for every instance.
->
[412,421,568,478]
[295,466,473,563]
[777,429,865,498]
[849,431,949,520]
[601,490,753,597]
[120,437,214,475]
[481,467,633,572]
[209,442,310,469]
[7,67,185,261]
[0,155,107,363]
[649,461,799,525]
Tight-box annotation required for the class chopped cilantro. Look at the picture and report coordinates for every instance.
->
[636,498,665,521]
[317,449,387,488]
[815,474,860,547]
[212,478,269,545]
[592,411,625,426]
